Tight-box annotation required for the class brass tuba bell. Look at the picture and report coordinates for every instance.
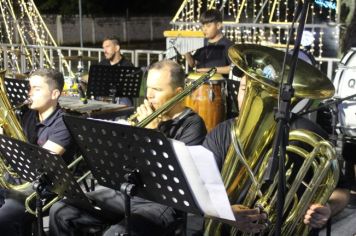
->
[204,45,339,235]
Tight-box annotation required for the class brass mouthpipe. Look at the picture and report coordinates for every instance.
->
[12,98,32,110]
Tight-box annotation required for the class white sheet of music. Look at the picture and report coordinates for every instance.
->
[171,139,235,221]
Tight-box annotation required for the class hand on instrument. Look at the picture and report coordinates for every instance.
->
[231,204,267,233]
[303,203,331,229]
[136,99,160,129]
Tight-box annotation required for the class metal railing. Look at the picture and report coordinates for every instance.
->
[1,43,341,80]
[0,44,163,76]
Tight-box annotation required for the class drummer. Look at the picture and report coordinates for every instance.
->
[184,9,233,76]
[184,9,235,119]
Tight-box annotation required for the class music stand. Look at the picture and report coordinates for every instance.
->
[0,135,94,236]
[87,65,142,102]
[64,115,204,235]
[4,78,29,107]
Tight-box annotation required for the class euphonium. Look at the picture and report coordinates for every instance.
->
[204,45,338,235]
[0,70,31,190]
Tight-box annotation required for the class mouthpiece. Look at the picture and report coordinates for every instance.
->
[23,98,32,105]
[13,98,32,110]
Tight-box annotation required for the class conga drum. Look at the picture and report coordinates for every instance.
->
[185,73,226,131]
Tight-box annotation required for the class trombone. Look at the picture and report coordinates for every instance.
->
[24,67,217,215]
[24,155,91,215]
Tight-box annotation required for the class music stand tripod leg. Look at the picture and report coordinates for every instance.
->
[118,170,139,236]
[32,173,53,236]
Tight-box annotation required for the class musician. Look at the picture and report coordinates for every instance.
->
[184,9,233,76]
[185,9,236,118]
[49,59,207,236]
[202,76,350,233]
[100,36,133,67]
[0,68,76,236]
[83,36,134,106]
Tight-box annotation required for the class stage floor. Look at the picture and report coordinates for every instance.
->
[42,202,356,235]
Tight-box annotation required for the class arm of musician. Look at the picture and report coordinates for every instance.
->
[196,65,230,75]
[303,188,350,228]
[184,52,197,68]
[42,140,66,156]
[228,204,267,233]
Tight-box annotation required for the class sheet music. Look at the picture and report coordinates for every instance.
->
[171,139,235,221]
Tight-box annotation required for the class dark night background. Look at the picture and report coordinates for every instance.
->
[34,0,182,16]
[32,0,356,53]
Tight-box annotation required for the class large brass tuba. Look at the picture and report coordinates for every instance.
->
[204,45,339,235]
[0,70,30,190]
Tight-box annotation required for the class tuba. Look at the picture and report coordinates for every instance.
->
[0,70,31,191]
[204,45,339,235]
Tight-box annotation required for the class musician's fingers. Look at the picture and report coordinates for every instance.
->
[143,99,154,113]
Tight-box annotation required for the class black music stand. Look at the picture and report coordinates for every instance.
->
[0,135,94,236]
[4,78,29,107]
[64,115,205,235]
[87,65,142,103]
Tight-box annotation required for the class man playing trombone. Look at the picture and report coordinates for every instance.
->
[49,59,207,236]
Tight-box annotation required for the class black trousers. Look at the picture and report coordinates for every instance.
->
[49,185,177,236]
[0,189,35,236]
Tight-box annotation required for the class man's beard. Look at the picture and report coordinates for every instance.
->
[105,53,115,61]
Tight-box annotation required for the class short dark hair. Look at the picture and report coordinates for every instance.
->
[149,60,185,89]
[30,68,64,93]
[102,36,120,45]
[200,9,223,24]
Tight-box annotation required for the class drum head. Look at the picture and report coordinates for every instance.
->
[187,72,224,83]
[333,49,356,137]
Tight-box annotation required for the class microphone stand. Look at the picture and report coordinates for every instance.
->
[263,0,311,235]
[77,59,88,104]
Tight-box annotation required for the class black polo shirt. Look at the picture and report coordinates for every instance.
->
[203,115,348,188]
[193,36,233,70]
[21,106,76,164]
[158,108,207,145]
[98,56,134,106]
[99,56,133,67]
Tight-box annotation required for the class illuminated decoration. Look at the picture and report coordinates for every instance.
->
[0,0,73,76]
[314,0,336,10]
[301,31,315,47]
[167,0,339,60]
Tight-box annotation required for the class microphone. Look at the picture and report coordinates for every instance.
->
[77,83,88,104]
[172,46,185,66]
[172,46,181,57]
[76,75,88,104]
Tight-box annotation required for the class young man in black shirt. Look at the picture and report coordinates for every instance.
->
[49,60,207,236]
[185,9,233,76]
[0,68,76,236]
